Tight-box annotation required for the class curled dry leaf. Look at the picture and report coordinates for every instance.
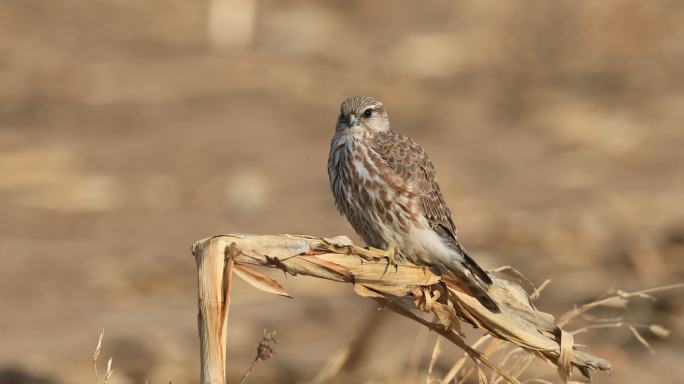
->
[488,266,536,293]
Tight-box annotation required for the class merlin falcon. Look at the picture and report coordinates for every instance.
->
[327,96,499,312]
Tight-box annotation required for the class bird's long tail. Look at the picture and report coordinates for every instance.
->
[435,250,500,313]
[457,271,500,312]
[440,267,499,312]
[461,248,493,285]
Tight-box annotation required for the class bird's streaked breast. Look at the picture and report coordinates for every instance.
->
[328,132,422,251]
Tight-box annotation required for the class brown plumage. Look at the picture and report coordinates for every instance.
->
[328,96,499,312]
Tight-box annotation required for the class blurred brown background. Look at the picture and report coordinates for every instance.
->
[1,0,683,383]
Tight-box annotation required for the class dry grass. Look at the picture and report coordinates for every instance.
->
[191,234,683,383]
[92,330,114,384]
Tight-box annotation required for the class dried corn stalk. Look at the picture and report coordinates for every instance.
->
[192,234,612,384]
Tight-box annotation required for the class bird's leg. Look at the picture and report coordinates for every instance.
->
[366,245,399,271]
[384,245,399,271]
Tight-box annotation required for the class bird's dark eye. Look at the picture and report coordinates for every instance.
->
[362,108,373,118]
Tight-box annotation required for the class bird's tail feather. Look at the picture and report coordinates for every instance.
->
[458,273,499,312]
[460,247,493,285]
[433,259,500,313]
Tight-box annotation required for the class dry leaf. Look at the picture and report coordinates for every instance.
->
[557,331,573,382]
[322,236,354,247]
[648,324,670,338]
[306,255,354,278]
[596,296,629,309]
[233,264,292,298]
[489,266,536,292]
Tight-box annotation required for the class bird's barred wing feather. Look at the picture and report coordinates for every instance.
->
[371,132,456,233]
[371,132,494,287]
[371,131,459,239]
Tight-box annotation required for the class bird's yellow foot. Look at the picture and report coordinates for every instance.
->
[384,246,399,271]
[367,246,399,271]
[386,245,398,264]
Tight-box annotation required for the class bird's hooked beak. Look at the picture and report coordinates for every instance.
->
[347,114,359,127]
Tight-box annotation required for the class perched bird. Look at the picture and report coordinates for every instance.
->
[328,96,499,312]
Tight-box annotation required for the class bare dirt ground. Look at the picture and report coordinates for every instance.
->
[1,1,683,383]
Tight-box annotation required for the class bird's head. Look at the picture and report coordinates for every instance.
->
[336,96,390,135]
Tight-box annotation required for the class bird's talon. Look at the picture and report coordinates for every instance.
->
[385,246,399,271]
